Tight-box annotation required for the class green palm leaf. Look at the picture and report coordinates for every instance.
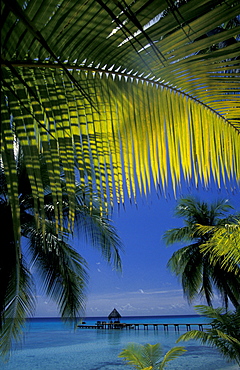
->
[197,220,240,273]
[1,0,240,247]
[176,305,240,365]
[119,342,186,369]
[0,256,35,358]
[119,343,149,369]
[141,343,164,368]
[158,347,187,370]
[73,185,123,271]
[163,226,193,245]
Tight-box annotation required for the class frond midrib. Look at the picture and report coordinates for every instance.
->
[2,60,239,134]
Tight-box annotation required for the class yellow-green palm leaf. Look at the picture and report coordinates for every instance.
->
[1,0,240,246]
[118,342,186,369]
[197,220,240,273]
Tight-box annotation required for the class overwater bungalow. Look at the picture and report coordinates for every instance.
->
[108,308,121,323]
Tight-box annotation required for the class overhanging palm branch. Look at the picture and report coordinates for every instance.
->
[1,0,240,248]
[0,152,123,358]
[70,184,123,271]
[176,305,240,365]
[23,220,89,319]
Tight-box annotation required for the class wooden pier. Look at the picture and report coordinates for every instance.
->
[77,322,209,331]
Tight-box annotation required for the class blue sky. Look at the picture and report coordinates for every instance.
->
[35,180,240,317]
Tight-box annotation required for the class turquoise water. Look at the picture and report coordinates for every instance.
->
[1,316,238,369]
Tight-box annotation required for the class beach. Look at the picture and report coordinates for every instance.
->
[1,316,239,370]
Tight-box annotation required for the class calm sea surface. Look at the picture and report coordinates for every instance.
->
[1,316,238,370]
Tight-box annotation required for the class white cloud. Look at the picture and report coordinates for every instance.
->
[34,288,232,318]
[83,288,198,316]
[120,303,136,312]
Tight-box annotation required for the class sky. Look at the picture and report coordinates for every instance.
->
[34,179,240,318]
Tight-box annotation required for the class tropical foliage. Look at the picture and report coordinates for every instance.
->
[0,151,122,357]
[177,305,240,365]
[1,0,240,359]
[197,217,240,274]
[163,197,240,309]
[119,342,186,369]
[1,0,240,250]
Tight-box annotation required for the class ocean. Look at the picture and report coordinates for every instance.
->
[1,316,239,370]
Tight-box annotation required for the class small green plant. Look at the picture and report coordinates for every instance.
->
[119,342,186,369]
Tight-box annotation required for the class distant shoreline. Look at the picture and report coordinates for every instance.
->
[27,315,205,322]
[27,314,203,320]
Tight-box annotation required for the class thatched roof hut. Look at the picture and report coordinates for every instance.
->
[108,308,121,321]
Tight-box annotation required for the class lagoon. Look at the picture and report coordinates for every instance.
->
[1,316,238,370]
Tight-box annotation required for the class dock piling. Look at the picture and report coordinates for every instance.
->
[77,322,209,331]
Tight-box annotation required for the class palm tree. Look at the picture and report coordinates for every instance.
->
[0,152,123,357]
[163,197,240,309]
[119,342,186,370]
[176,305,240,366]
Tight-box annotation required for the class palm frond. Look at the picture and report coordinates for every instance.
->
[119,343,148,369]
[27,225,88,318]
[177,326,240,364]
[177,329,217,345]
[197,221,240,273]
[200,272,213,307]
[0,257,35,359]
[1,103,21,249]
[1,0,240,242]
[194,305,226,319]
[158,347,186,370]
[141,343,164,368]
[73,187,123,271]
[119,342,186,370]
[167,244,205,302]
[163,226,193,245]
[0,198,35,359]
